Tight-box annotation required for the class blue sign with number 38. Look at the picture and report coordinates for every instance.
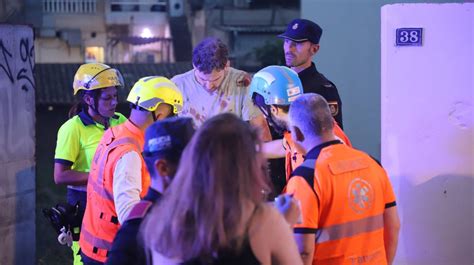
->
[396,28,423,46]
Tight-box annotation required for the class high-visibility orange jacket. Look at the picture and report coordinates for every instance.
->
[285,140,396,265]
[79,120,150,263]
[283,121,351,180]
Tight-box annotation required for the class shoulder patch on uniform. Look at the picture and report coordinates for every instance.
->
[327,101,339,117]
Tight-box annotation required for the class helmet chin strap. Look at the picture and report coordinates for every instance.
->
[252,93,287,135]
[88,103,111,129]
[257,104,286,136]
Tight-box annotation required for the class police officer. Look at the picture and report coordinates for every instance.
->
[278,18,344,129]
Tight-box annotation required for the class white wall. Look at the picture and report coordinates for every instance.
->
[302,1,385,158]
[0,25,36,265]
[301,0,464,159]
[381,3,473,264]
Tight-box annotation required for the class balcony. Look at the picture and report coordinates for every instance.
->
[105,0,167,25]
[43,0,97,13]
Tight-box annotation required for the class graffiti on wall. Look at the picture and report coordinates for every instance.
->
[0,34,35,92]
[0,24,36,160]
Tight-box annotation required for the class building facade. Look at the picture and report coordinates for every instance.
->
[2,0,175,63]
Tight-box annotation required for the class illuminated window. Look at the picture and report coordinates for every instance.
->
[85,46,104,63]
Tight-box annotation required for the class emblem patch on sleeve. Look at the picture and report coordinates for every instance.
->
[328,101,339,116]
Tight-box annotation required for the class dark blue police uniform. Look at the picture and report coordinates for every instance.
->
[278,18,344,129]
[298,62,343,128]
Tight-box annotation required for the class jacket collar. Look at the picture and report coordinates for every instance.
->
[78,111,95,126]
[305,140,341,160]
[78,110,119,129]
[298,62,319,78]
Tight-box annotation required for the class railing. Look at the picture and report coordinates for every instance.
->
[43,0,97,13]
[109,0,167,12]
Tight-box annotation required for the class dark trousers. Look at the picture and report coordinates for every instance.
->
[67,188,87,212]
[81,253,104,265]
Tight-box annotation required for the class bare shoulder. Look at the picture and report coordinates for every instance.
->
[249,203,303,265]
[249,203,288,233]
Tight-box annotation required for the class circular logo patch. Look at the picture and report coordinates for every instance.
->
[328,101,339,116]
[348,178,374,214]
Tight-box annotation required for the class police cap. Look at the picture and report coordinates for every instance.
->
[278,18,323,44]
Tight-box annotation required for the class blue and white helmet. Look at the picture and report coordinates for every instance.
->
[249,65,303,106]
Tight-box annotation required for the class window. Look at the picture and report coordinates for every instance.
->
[85,46,104,63]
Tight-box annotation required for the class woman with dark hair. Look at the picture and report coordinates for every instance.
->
[141,113,302,265]
[53,63,126,264]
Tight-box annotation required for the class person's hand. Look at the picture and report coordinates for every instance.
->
[274,194,301,226]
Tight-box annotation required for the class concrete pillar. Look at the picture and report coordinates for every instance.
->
[0,25,36,265]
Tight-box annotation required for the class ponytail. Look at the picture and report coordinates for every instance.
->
[68,91,86,118]
[68,90,102,118]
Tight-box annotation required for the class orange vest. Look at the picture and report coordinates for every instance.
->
[285,141,396,265]
[283,121,351,180]
[79,120,150,262]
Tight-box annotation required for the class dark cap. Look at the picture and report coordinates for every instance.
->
[143,117,195,161]
[278,18,323,44]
